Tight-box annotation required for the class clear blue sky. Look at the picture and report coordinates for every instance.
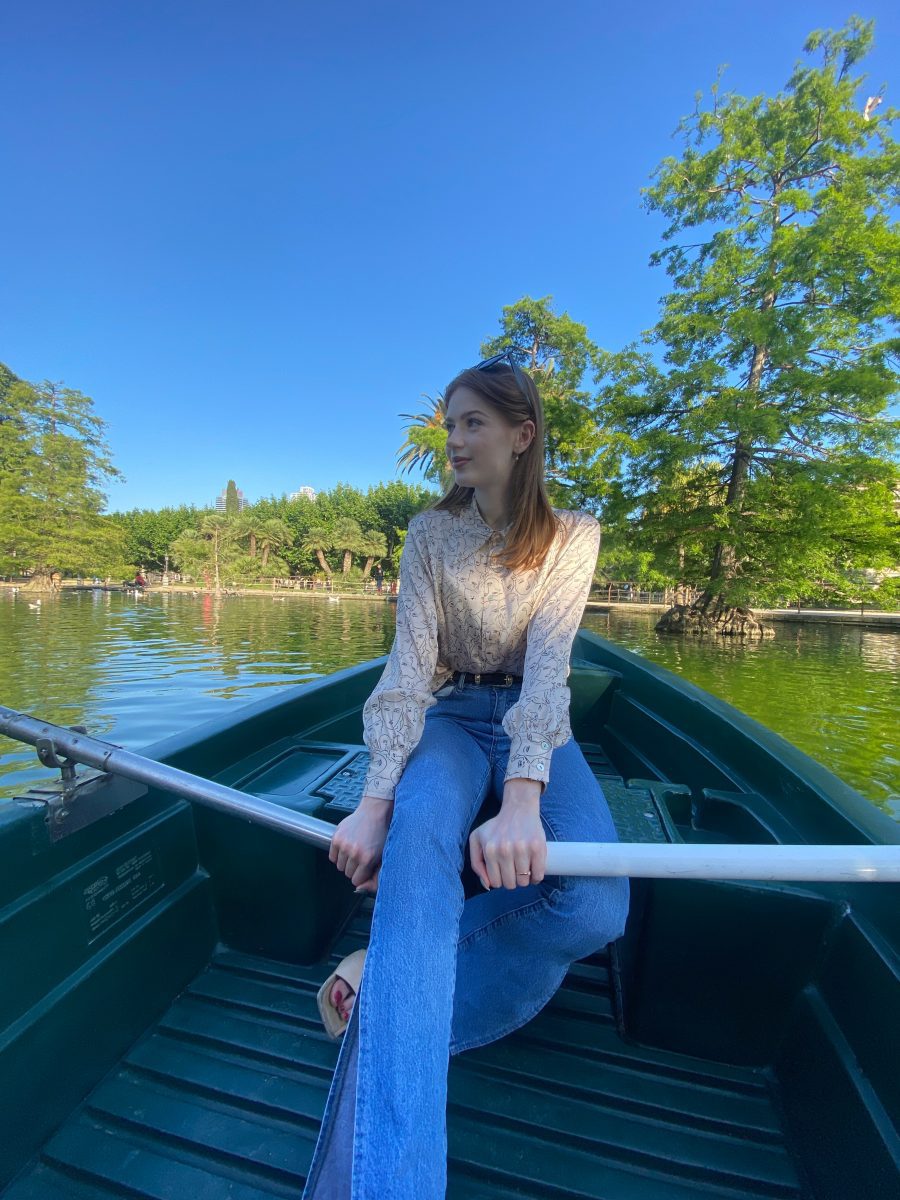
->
[3,2,897,513]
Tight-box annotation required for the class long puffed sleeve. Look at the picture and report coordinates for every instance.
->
[362,517,440,800]
[502,513,601,790]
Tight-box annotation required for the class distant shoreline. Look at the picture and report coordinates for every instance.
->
[4,580,897,626]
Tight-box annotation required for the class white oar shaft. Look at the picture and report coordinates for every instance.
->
[544,841,900,882]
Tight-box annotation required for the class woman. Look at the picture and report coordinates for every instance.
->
[303,351,630,1199]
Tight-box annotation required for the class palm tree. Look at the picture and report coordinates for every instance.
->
[358,530,388,578]
[233,512,266,558]
[397,392,451,486]
[199,513,232,592]
[302,526,334,576]
[332,517,366,575]
[257,518,294,569]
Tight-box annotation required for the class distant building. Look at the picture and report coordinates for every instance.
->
[289,486,317,502]
[215,485,248,512]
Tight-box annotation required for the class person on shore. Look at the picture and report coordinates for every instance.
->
[305,350,630,1200]
[372,562,384,594]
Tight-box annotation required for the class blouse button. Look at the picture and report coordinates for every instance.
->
[536,761,545,771]
[542,741,549,750]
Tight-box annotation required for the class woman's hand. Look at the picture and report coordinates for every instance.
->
[329,795,393,894]
[469,779,546,890]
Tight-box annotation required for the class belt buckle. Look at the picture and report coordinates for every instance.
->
[502,674,513,687]
[473,673,481,685]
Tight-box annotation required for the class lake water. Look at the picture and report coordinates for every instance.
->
[1,590,897,822]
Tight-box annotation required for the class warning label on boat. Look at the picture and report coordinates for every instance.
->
[83,847,163,941]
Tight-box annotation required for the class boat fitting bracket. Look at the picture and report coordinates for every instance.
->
[17,726,148,843]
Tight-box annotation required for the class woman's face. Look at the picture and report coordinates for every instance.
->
[443,386,534,491]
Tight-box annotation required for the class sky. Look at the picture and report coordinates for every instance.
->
[2,1,897,513]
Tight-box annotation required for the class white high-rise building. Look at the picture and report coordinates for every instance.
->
[289,486,317,502]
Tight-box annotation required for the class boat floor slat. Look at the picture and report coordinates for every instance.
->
[34,1117,301,1199]
[4,908,809,1200]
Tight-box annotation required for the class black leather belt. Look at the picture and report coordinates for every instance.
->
[451,671,522,688]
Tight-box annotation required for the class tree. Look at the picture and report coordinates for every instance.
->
[225,480,240,517]
[303,526,334,576]
[400,298,617,509]
[233,511,266,558]
[480,297,617,509]
[332,517,365,575]
[199,513,233,592]
[397,394,452,487]
[359,529,388,577]
[594,18,900,636]
[0,373,126,588]
[107,505,206,571]
[257,517,293,568]
[366,480,435,559]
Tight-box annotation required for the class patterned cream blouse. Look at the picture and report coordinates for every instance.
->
[361,496,601,801]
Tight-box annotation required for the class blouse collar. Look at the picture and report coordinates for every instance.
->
[466,495,513,539]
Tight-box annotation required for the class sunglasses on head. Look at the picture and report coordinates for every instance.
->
[472,349,532,410]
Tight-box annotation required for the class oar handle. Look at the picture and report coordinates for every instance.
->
[544,841,900,882]
[2,705,897,880]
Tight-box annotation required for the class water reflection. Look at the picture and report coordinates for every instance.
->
[582,610,899,816]
[0,590,394,800]
[1,592,897,820]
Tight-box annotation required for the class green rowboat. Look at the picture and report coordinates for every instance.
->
[1,629,898,1199]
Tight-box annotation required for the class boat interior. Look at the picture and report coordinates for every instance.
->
[1,636,898,1199]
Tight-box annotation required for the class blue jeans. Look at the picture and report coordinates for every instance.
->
[302,679,630,1199]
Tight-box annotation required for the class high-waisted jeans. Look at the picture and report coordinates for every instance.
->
[302,679,630,1200]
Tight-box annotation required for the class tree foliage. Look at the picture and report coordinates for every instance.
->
[594,17,900,622]
[398,296,619,512]
[159,480,434,583]
[224,479,240,517]
[0,367,127,585]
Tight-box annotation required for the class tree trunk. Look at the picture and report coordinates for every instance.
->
[24,572,61,593]
[249,533,257,557]
[316,550,333,576]
[661,284,778,639]
[363,557,374,578]
[342,549,352,575]
[262,546,270,568]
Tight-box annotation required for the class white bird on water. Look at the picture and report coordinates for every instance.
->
[28,599,42,610]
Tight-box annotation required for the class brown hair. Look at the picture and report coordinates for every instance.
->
[432,361,561,571]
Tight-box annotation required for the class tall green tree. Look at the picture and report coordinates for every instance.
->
[0,373,126,587]
[595,17,900,635]
[224,480,240,517]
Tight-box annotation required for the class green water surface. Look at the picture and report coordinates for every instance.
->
[1,590,897,821]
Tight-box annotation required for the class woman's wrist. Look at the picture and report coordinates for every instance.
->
[501,777,543,808]
[359,794,394,814]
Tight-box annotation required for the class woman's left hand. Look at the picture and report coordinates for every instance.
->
[469,780,546,890]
